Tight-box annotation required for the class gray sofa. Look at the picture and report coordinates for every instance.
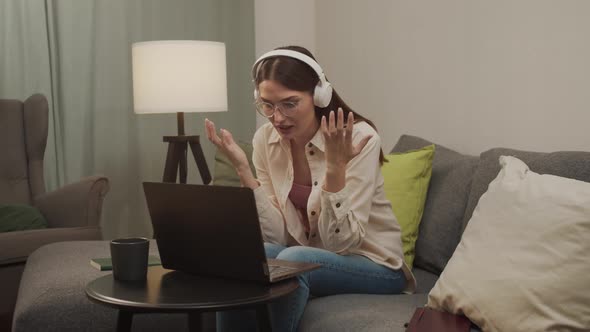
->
[0,94,109,331]
[12,134,590,331]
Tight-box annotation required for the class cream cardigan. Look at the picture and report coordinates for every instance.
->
[252,121,416,293]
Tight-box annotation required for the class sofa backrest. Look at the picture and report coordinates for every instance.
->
[462,147,590,231]
[391,135,479,275]
[393,135,590,276]
[0,94,48,205]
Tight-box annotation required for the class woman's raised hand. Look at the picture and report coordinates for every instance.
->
[205,119,249,170]
[321,108,372,172]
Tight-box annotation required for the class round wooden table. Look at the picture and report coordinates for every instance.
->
[86,266,299,332]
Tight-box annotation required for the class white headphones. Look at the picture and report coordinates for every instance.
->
[252,49,333,108]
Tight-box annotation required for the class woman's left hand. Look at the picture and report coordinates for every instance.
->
[321,108,372,172]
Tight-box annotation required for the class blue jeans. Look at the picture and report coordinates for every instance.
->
[217,243,406,332]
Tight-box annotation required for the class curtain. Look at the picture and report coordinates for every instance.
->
[0,0,64,190]
[0,0,255,238]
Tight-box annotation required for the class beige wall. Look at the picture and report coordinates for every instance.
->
[257,0,590,154]
[255,0,316,55]
[254,0,316,127]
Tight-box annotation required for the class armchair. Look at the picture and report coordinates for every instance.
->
[0,94,109,330]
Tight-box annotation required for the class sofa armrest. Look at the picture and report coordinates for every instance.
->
[34,175,110,229]
[0,227,102,266]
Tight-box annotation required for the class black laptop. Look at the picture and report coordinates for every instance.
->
[143,182,320,283]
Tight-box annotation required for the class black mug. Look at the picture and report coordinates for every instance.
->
[110,237,149,281]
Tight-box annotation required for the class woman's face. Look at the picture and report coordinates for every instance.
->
[258,80,318,143]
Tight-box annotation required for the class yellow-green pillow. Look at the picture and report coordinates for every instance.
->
[381,144,435,268]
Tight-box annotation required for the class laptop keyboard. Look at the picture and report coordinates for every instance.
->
[269,265,296,275]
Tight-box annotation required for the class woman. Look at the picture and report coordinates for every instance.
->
[205,45,415,332]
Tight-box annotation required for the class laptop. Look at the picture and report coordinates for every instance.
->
[143,182,321,283]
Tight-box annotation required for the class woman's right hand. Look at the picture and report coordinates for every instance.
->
[205,118,250,171]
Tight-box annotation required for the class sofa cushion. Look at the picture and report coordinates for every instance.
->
[382,144,435,268]
[391,135,479,275]
[411,268,439,295]
[462,147,590,230]
[428,156,590,331]
[299,293,428,332]
[13,241,192,332]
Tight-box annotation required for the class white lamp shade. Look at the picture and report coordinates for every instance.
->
[132,40,228,114]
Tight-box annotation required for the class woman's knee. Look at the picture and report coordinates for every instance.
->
[276,246,324,263]
[264,242,286,259]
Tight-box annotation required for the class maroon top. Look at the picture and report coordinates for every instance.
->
[288,182,312,233]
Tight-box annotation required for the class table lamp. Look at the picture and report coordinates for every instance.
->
[132,40,228,184]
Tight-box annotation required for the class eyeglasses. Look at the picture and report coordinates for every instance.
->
[254,100,300,118]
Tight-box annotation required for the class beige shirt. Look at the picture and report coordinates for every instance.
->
[252,121,416,293]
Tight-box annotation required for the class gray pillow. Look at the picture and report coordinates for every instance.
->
[392,135,479,275]
[462,148,590,231]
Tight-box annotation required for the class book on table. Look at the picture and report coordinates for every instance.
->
[90,255,162,271]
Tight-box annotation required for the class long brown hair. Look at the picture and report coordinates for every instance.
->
[253,45,386,164]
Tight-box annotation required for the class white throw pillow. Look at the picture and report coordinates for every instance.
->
[427,156,590,332]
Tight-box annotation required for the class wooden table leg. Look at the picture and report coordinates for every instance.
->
[255,304,272,332]
[187,312,203,332]
[116,310,133,332]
